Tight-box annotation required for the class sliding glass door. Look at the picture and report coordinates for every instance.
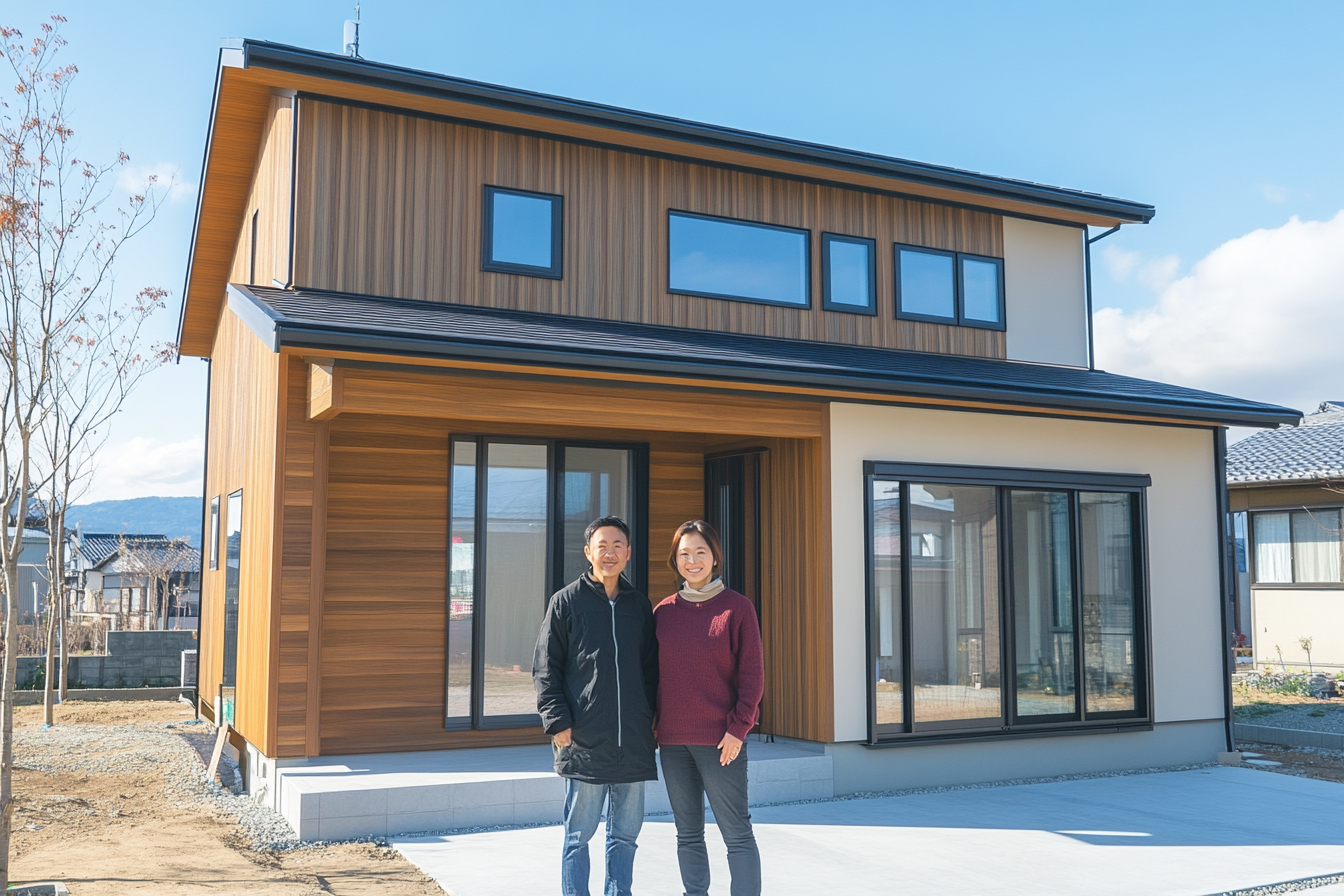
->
[447,437,646,730]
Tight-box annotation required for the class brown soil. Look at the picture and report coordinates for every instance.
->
[1240,742,1344,785]
[9,701,445,895]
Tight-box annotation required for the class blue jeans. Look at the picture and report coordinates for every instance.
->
[660,744,761,896]
[561,779,645,896]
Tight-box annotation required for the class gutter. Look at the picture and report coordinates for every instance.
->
[1214,428,1237,753]
[1084,224,1123,370]
[238,40,1154,225]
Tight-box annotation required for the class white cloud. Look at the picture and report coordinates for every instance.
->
[1094,211,1344,419]
[1260,183,1289,203]
[116,162,195,203]
[82,436,203,503]
[1103,245,1181,291]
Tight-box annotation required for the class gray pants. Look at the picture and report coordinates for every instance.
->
[659,743,761,896]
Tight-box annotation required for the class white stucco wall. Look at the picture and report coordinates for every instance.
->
[1251,588,1344,673]
[1002,218,1088,368]
[829,402,1224,742]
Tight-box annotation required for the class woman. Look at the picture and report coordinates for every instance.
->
[654,520,764,896]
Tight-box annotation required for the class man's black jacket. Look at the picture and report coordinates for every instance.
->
[533,573,659,784]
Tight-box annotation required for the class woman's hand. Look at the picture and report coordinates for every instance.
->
[717,732,743,766]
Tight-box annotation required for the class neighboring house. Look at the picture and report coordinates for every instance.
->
[1,527,54,618]
[179,41,1297,818]
[1227,402,1344,674]
[74,533,202,631]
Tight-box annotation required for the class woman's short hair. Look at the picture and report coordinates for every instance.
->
[667,520,723,574]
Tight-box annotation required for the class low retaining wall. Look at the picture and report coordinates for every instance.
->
[14,687,193,705]
[1235,723,1344,751]
[16,630,197,689]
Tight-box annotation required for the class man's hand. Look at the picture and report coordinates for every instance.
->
[717,732,742,766]
[553,728,572,747]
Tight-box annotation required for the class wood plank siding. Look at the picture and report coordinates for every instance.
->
[198,310,282,753]
[227,93,294,290]
[206,356,838,756]
[293,99,1005,358]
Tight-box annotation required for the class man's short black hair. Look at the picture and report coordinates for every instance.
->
[584,516,631,545]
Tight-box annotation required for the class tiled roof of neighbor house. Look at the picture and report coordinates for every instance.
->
[1227,402,1344,485]
[230,284,1300,428]
[101,540,201,575]
[79,534,177,570]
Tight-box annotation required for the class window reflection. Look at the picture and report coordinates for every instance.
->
[669,213,809,306]
[1080,492,1137,714]
[1011,490,1076,718]
[871,480,904,730]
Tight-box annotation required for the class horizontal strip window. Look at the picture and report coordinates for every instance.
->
[865,462,1150,745]
[482,186,564,279]
[668,211,810,308]
[1251,508,1342,584]
[822,233,877,315]
[895,244,1005,331]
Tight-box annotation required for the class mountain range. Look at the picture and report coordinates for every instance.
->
[67,496,203,544]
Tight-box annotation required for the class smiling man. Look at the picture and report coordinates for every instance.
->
[534,516,659,896]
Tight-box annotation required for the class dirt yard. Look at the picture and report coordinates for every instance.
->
[9,700,445,895]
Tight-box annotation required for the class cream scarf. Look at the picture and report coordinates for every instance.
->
[679,577,725,603]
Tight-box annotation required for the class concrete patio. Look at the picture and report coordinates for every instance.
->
[274,738,831,840]
[393,766,1344,896]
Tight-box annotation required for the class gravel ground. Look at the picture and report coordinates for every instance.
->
[1235,702,1344,733]
[15,718,302,851]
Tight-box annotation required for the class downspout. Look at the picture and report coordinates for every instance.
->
[1084,224,1122,370]
[195,356,212,721]
[1213,427,1236,753]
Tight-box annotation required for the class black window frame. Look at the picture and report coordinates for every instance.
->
[667,210,812,309]
[821,232,878,316]
[894,244,1007,331]
[446,434,649,732]
[1247,506,1344,587]
[481,185,565,280]
[208,495,220,571]
[863,461,1153,747]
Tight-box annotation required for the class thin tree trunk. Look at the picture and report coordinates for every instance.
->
[42,585,56,726]
[57,586,66,701]
[1,548,26,890]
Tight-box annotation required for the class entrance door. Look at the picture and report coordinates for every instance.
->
[704,451,763,619]
[447,437,646,730]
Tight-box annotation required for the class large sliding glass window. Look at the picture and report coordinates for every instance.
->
[1252,509,1343,584]
[865,463,1148,743]
[447,437,646,729]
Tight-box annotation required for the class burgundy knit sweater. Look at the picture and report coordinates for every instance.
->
[653,587,764,745]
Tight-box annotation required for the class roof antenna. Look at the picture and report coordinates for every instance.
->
[343,4,361,58]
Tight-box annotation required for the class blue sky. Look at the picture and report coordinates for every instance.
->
[14,1,1342,499]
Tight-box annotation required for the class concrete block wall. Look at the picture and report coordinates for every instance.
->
[16,630,199,689]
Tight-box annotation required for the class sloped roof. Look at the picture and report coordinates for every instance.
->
[78,534,185,571]
[229,284,1300,428]
[1227,402,1344,485]
[101,540,201,575]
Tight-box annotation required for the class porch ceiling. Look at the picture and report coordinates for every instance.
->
[229,283,1300,429]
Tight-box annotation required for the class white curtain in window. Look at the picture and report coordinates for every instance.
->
[1254,513,1292,583]
[1292,510,1342,583]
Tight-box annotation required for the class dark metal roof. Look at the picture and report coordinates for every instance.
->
[1227,404,1344,485]
[230,285,1299,428]
[235,40,1155,225]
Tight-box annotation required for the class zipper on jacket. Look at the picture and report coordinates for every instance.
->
[610,596,622,749]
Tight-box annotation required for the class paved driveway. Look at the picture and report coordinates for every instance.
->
[394,767,1344,896]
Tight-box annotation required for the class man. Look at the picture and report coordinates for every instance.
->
[535,516,658,896]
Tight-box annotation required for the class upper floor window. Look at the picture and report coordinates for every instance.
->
[1253,509,1342,584]
[896,244,1005,330]
[668,211,809,308]
[822,233,876,315]
[482,186,564,279]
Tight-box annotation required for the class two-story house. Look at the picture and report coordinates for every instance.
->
[180,41,1297,830]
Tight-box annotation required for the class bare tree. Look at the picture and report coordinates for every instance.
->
[113,535,194,632]
[38,291,165,724]
[0,18,167,888]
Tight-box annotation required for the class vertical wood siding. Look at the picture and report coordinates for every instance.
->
[293,100,1005,358]
[228,94,293,288]
[198,309,281,753]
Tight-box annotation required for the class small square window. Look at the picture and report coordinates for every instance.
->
[482,186,563,279]
[896,245,956,323]
[822,233,877,315]
[960,254,1005,330]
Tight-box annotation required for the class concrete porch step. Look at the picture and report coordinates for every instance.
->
[277,739,833,841]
